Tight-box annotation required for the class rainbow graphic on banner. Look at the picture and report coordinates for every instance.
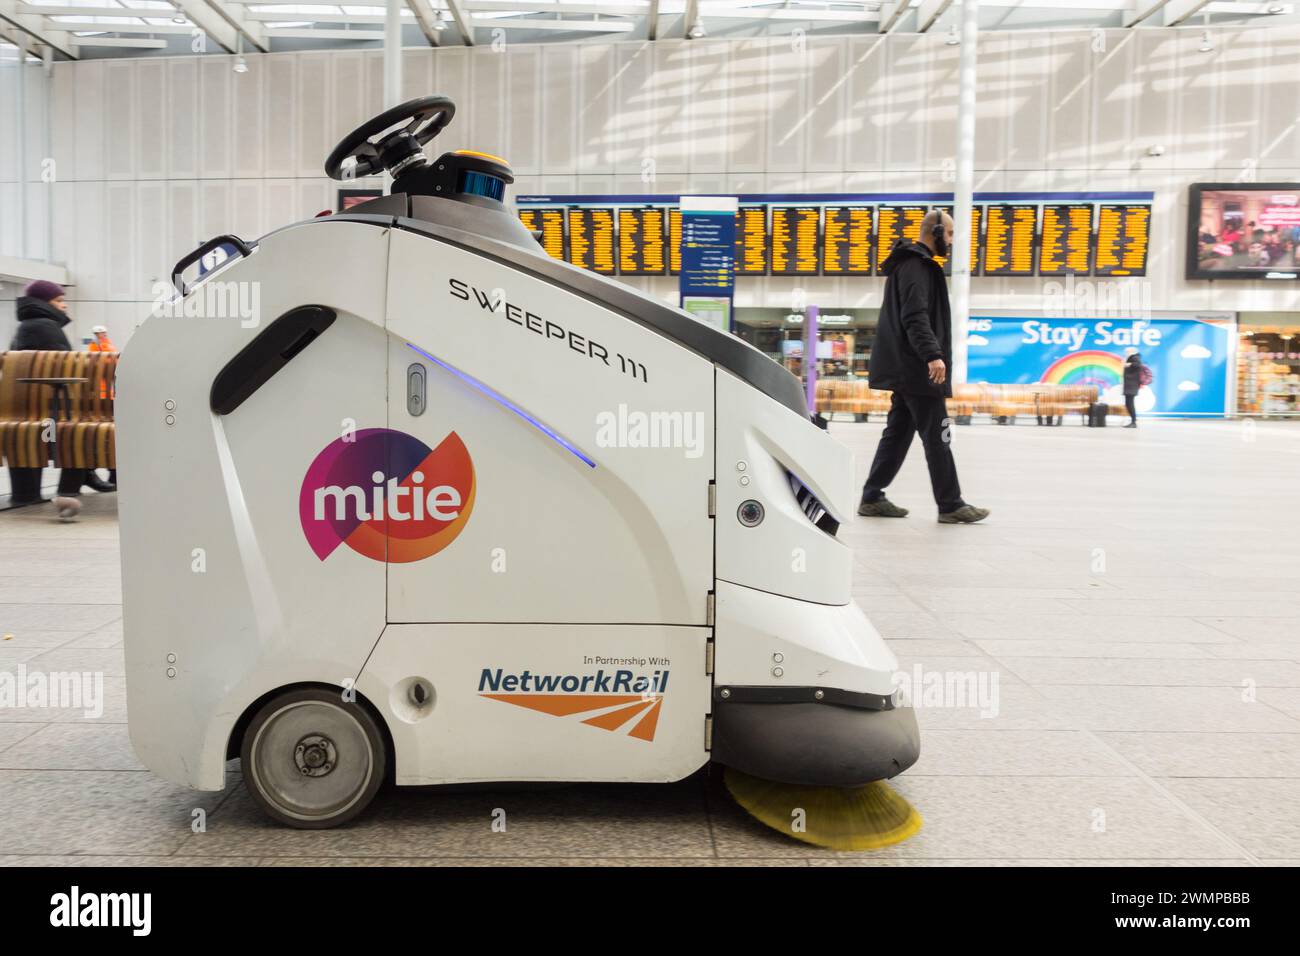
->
[1040,350,1125,390]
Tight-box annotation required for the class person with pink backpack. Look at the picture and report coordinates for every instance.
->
[1122,351,1152,428]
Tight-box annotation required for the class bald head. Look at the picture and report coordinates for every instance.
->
[920,209,955,256]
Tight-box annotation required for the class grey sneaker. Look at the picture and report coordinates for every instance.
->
[858,497,909,518]
[938,505,990,524]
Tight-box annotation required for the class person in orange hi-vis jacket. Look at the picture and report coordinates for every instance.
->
[85,325,117,493]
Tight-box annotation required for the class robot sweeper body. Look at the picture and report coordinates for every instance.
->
[118,97,920,828]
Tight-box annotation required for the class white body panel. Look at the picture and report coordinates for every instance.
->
[713,581,898,697]
[119,222,392,789]
[384,230,714,624]
[714,368,855,606]
[355,624,710,784]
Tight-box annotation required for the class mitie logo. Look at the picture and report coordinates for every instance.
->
[478,663,670,742]
[299,427,475,563]
[50,886,151,936]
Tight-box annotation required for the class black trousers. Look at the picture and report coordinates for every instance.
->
[862,391,964,513]
[1125,395,1137,422]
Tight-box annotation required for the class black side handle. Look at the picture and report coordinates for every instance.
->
[172,234,255,296]
[210,305,337,415]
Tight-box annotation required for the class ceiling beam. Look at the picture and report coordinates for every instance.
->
[74,35,168,46]
[443,0,473,44]
[700,5,878,21]
[468,15,635,29]
[646,0,658,39]
[878,0,911,32]
[405,0,442,45]
[1163,0,1214,22]
[0,0,77,57]
[683,0,699,36]
[163,0,267,52]
[916,0,954,31]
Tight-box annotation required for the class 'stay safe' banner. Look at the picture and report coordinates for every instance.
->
[966,315,1233,417]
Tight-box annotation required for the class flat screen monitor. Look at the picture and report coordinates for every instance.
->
[1188,183,1300,279]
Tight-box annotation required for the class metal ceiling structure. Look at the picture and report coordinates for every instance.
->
[1,0,1296,59]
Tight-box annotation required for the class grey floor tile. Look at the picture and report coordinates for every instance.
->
[1035,686,1300,733]
[976,639,1215,660]
[912,730,1137,777]
[0,723,144,771]
[177,778,716,860]
[1098,731,1300,778]
[996,657,1300,688]
[1161,778,1300,861]
[0,770,231,856]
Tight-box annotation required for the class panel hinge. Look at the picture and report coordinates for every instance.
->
[705,639,714,676]
[706,590,715,627]
[704,714,713,751]
[707,480,716,517]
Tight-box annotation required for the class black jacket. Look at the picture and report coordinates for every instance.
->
[11,296,72,351]
[868,240,952,398]
[1123,354,1143,397]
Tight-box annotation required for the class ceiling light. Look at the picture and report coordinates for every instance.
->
[1268,3,1285,12]
[1198,30,1214,53]
[234,54,248,73]
[434,20,447,30]
[945,24,959,45]
[687,22,705,39]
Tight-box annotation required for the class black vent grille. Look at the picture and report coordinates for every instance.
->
[787,471,839,537]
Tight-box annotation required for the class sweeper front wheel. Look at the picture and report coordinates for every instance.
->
[240,687,388,829]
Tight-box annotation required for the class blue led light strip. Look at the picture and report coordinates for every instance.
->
[405,341,597,469]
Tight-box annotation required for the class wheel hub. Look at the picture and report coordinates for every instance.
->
[294,733,338,778]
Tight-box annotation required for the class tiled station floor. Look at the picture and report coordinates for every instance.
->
[1,419,1298,865]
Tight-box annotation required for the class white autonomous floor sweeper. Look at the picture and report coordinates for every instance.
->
[118,97,920,834]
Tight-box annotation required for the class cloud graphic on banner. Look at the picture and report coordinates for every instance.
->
[967,334,989,346]
[1180,344,1212,359]
[1178,380,1200,391]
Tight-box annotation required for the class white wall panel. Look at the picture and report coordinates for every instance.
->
[232,63,265,179]
[264,56,297,178]
[296,54,331,178]
[199,58,234,179]
[73,61,106,182]
[167,59,199,180]
[106,182,137,300]
[136,61,167,180]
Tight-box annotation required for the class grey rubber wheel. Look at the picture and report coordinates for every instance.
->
[241,687,387,829]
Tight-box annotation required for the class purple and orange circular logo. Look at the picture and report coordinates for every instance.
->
[298,428,475,563]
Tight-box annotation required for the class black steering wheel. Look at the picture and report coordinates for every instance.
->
[324,95,456,180]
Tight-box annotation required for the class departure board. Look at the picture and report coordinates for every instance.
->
[770,206,821,275]
[735,205,768,276]
[1038,204,1093,276]
[875,205,927,272]
[822,206,874,276]
[568,207,616,275]
[981,204,1037,276]
[518,208,566,261]
[1093,204,1150,277]
[668,207,682,275]
[931,206,982,276]
[617,207,667,276]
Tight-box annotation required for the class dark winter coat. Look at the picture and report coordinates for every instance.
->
[1123,354,1143,397]
[867,240,952,398]
[11,296,72,351]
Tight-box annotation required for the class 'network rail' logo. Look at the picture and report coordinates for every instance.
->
[478,666,669,742]
[299,427,475,563]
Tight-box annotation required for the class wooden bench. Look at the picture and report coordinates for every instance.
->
[0,351,118,491]
[815,379,1100,426]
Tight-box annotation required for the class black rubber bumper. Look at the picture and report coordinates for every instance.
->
[711,700,921,788]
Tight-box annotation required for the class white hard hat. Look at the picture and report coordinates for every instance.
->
[92,325,108,334]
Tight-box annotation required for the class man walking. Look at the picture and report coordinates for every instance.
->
[858,210,989,524]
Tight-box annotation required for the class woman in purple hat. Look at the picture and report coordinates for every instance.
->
[9,281,89,519]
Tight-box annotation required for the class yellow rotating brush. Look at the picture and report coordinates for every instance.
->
[724,767,922,850]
